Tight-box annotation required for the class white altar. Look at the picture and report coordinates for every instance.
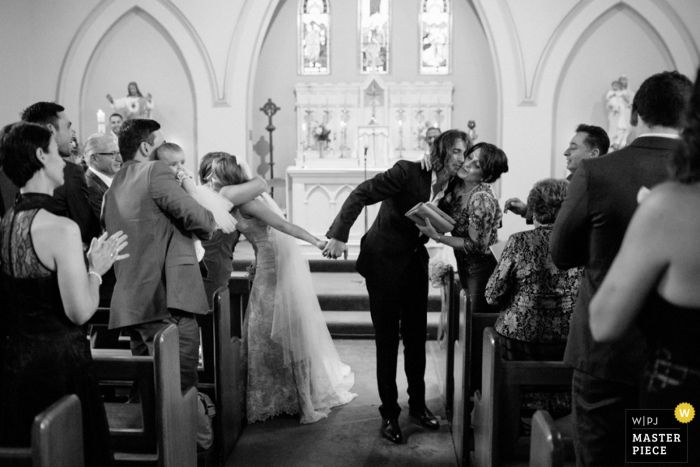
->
[286,76,453,256]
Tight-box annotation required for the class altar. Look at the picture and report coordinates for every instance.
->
[286,76,453,256]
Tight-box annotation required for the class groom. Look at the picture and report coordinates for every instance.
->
[324,129,469,443]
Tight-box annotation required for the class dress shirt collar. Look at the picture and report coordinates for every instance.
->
[88,166,113,187]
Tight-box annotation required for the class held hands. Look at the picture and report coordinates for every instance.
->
[504,198,527,217]
[87,231,129,277]
[322,238,348,260]
[315,239,328,251]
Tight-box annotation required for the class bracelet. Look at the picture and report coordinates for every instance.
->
[434,235,442,243]
[87,270,102,285]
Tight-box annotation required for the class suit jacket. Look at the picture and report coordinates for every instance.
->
[85,169,109,221]
[54,160,100,244]
[550,136,682,384]
[102,160,215,328]
[326,160,431,290]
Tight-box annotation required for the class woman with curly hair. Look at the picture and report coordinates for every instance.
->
[487,178,582,360]
[590,67,700,464]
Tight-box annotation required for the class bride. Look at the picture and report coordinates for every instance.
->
[209,154,356,424]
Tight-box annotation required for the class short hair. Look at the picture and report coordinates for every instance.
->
[210,154,248,188]
[20,102,65,130]
[632,70,692,128]
[0,122,53,187]
[109,113,123,121]
[672,67,700,183]
[527,178,569,224]
[575,124,610,156]
[83,133,117,159]
[425,127,441,135]
[469,142,509,183]
[118,119,160,161]
[429,129,470,176]
[151,142,183,162]
[199,151,230,184]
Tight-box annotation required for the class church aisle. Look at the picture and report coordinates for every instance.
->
[225,339,457,467]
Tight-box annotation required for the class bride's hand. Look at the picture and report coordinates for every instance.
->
[316,239,328,250]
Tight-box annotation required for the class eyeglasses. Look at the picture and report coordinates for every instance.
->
[95,152,120,159]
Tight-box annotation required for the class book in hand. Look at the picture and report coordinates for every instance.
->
[405,202,456,233]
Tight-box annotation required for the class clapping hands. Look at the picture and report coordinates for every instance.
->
[87,231,129,276]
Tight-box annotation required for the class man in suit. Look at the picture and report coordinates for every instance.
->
[109,113,124,137]
[84,132,122,219]
[324,129,469,443]
[21,102,100,245]
[550,70,692,466]
[103,118,216,391]
[504,124,609,220]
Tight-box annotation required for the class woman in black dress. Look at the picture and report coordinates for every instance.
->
[0,121,128,466]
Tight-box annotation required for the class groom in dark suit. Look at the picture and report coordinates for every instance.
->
[550,70,692,466]
[324,129,469,443]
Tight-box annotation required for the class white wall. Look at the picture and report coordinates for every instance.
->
[0,0,698,239]
[252,0,498,207]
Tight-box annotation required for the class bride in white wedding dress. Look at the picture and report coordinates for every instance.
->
[210,155,356,424]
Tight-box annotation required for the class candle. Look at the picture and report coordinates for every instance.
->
[398,120,403,127]
[302,123,307,133]
[97,109,105,133]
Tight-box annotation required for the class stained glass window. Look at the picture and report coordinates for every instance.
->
[420,0,450,75]
[300,0,330,75]
[359,0,390,74]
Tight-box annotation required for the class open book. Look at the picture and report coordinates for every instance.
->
[405,202,456,233]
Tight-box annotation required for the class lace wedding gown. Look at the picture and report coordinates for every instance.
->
[236,201,356,424]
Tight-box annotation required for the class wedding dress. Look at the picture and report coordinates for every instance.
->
[236,195,356,424]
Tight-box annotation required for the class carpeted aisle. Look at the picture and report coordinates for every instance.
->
[225,339,457,467]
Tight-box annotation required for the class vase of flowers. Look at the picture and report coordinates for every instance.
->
[314,123,331,157]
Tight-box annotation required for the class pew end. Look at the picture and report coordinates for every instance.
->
[472,327,574,467]
[92,324,197,467]
[0,394,84,467]
[529,410,564,467]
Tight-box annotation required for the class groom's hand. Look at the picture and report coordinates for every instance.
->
[323,238,348,260]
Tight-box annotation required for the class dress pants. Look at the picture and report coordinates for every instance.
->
[572,369,639,466]
[366,251,429,420]
[128,308,200,391]
[456,252,498,314]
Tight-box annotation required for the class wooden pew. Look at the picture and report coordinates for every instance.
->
[0,394,84,467]
[530,410,564,467]
[472,327,574,467]
[439,268,460,422]
[451,291,499,467]
[92,324,198,467]
[212,281,248,464]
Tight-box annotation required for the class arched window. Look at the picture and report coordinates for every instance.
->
[299,0,330,75]
[359,0,390,74]
[420,0,450,75]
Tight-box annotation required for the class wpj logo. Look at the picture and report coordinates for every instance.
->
[626,408,690,463]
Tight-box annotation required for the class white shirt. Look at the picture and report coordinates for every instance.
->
[429,170,449,205]
[88,166,113,188]
[636,132,681,139]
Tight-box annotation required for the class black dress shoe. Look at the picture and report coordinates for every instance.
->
[409,407,440,430]
[381,418,403,444]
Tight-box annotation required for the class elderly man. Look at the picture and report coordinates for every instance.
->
[504,124,609,220]
[84,133,122,220]
[550,70,692,466]
[324,129,469,444]
[21,102,99,244]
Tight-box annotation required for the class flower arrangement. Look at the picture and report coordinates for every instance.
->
[314,123,331,142]
[428,257,453,288]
